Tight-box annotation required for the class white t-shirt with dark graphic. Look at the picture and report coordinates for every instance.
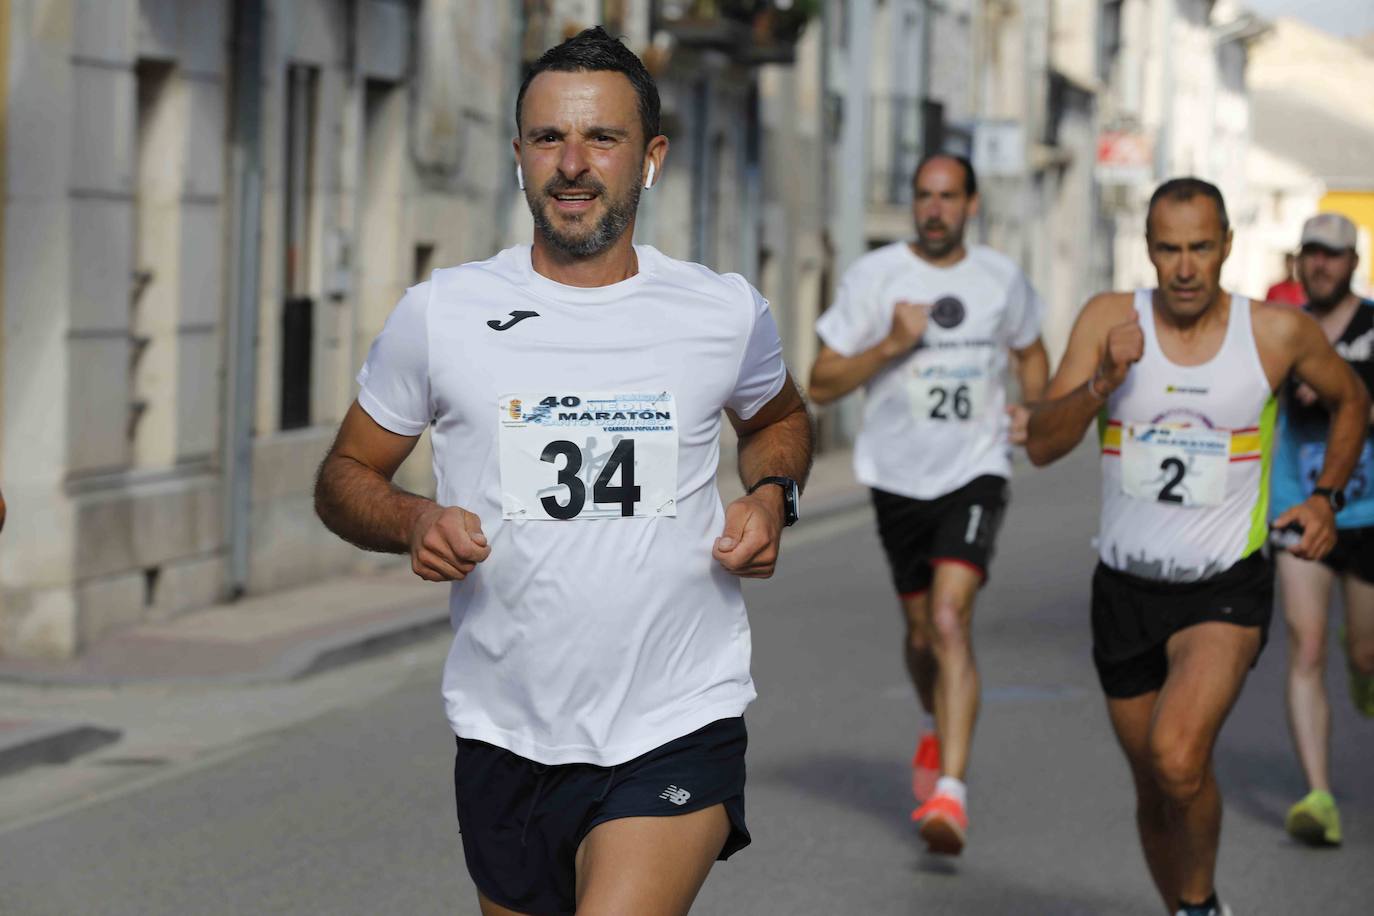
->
[357,244,787,765]
[816,242,1044,500]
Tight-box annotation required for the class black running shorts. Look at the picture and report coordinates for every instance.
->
[870,475,1009,596]
[1313,526,1374,584]
[453,717,749,915]
[1091,551,1274,699]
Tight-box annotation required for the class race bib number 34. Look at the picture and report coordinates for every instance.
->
[499,392,678,521]
[1121,423,1230,508]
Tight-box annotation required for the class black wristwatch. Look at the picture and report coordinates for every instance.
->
[748,476,800,527]
[1313,486,1346,513]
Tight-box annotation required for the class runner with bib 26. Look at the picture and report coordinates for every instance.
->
[809,153,1049,856]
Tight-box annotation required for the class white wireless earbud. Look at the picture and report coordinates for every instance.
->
[644,162,656,189]
[516,164,525,190]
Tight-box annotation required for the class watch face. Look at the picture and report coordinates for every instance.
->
[1317,488,1346,512]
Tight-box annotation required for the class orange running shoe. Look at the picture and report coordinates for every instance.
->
[911,732,940,803]
[912,792,968,855]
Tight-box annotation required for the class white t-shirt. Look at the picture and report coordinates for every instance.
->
[357,244,787,766]
[815,242,1044,500]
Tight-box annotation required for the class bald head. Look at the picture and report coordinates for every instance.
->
[910,154,978,262]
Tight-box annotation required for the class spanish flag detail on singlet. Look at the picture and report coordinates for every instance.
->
[1097,290,1276,583]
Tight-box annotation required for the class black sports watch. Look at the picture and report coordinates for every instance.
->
[748,476,800,527]
[1313,486,1346,513]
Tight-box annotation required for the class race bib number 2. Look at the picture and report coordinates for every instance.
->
[499,392,678,520]
[1120,423,1230,508]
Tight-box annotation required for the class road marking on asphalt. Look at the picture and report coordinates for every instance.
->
[881,683,1089,703]
[785,505,873,550]
[0,737,273,837]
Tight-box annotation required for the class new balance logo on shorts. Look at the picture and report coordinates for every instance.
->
[659,785,691,805]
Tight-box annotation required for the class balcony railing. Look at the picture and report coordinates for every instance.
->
[652,0,818,65]
[869,93,925,206]
[867,94,972,206]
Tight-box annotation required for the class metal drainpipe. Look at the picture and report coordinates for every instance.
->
[0,0,9,490]
[831,0,873,444]
[690,75,712,265]
[1154,0,1174,181]
[223,0,266,599]
[919,0,933,120]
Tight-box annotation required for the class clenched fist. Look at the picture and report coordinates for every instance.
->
[1006,404,1032,445]
[409,505,491,582]
[886,301,931,354]
[1096,309,1145,397]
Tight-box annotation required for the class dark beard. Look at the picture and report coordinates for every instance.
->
[915,223,964,259]
[527,178,640,259]
[1306,279,1352,312]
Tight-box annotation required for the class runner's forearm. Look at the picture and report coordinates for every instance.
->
[1015,341,1049,405]
[1026,380,1104,466]
[808,339,906,405]
[315,453,437,554]
[734,403,814,494]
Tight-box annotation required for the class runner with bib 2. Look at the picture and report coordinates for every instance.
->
[1026,178,1369,916]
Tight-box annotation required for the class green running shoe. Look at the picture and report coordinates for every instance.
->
[1285,789,1342,846]
[1341,628,1374,717]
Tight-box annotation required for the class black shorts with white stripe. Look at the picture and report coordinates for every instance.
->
[870,475,1010,596]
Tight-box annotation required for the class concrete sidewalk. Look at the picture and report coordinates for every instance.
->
[0,448,865,777]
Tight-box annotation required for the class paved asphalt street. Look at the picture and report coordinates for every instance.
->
[1,445,1371,915]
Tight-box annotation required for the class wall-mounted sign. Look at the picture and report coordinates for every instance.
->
[1097,131,1154,185]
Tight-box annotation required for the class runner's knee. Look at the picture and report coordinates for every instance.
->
[929,598,971,651]
[1148,742,1207,805]
[906,624,931,655]
[1287,625,1327,674]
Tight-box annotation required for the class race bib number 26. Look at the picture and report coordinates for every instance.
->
[499,392,678,521]
[907,363,989,423]
[1120,423,1230,508]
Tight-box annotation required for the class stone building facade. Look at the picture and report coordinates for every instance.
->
[0,0,813,659]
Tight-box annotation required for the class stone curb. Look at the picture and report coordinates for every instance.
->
[0,487,870,692]
[0,722,122,779]
[0,602,451,690]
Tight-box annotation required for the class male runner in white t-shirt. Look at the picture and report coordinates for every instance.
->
[314,27,812,916]
[808,154,1049,855]
[1027,178,1367,916]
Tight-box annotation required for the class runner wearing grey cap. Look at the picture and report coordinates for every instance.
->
[1272,211,1374,848]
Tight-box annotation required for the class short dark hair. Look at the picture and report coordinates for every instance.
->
[515,26,661,145]
[1146,177,1230,236]
[912,154,978,197]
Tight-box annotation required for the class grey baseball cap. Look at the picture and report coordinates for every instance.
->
[1300,212,1358,251]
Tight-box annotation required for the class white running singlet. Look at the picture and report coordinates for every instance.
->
[357,245,787,765]
[1098,290,1276,583]
[816,242,1044,500]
